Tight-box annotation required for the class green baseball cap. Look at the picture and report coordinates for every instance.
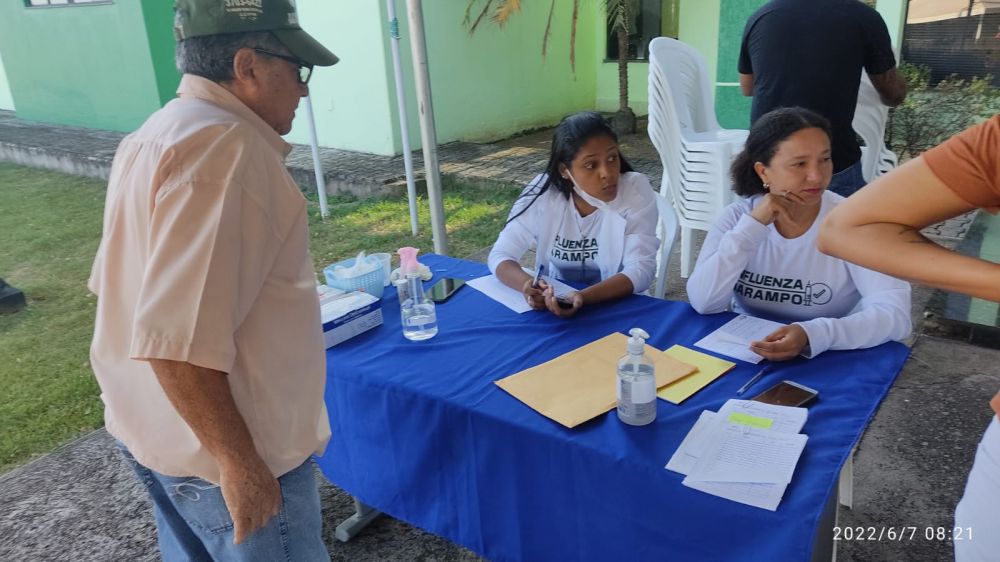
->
[174,0,338,66]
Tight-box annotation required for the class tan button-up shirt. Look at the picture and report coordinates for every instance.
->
[89,74,330,482]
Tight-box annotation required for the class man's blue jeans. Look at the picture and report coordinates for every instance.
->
[827,160,866,197]
[118,445,329,562]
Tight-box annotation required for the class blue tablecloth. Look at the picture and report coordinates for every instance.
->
[316,255,910,561]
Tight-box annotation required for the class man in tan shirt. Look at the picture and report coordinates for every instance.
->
[88,1,337,559]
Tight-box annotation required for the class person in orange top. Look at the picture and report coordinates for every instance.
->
[88,1,337,559]
[819,115,1000,561]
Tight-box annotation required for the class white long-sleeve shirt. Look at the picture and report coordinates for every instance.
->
[687,191,911,357]
[488,172,660,293]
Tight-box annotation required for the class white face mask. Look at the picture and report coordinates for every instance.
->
[564,170,609,210]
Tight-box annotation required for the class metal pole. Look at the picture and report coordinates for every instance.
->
[387,0,420,236]
[304,95,329,219]
[405,0,448,255]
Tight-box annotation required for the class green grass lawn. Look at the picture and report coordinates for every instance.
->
[0,162,520,473]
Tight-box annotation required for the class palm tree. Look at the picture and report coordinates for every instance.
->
[465,0,636,134]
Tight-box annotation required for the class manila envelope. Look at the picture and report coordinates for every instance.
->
[657,345,736,404]
[495,332,697,428]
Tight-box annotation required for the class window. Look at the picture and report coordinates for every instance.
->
[25,0,112,6]
[606,0,678,61]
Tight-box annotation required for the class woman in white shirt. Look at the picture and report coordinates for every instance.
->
[686,107,911,360]
[488,112,659,317]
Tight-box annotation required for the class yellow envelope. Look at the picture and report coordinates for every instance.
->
[657,345,736,404]
[495,333,697,428]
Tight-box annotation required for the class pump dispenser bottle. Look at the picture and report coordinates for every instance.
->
[397,247,437,341]
[617,328,656,426]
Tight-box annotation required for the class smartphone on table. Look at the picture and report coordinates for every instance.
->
[428,277,465,303]
[751,380,818,407]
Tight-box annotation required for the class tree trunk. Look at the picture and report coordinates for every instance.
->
[617,25,628,111]
[612,23,636,135]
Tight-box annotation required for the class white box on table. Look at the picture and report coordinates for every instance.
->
[318,286,383,348]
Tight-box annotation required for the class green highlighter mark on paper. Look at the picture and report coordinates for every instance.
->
[728,412,774,429]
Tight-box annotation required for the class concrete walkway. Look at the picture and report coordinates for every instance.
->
[0,111,989,561]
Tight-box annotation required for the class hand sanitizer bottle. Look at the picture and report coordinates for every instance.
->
[397,247,437,341]
[617,328,656,426]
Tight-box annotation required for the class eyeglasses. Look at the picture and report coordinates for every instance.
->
[252,48,313,84]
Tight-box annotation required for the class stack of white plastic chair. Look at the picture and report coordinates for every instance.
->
[853,72,898,182]
[647,37,749,279]
[652,193,679,299]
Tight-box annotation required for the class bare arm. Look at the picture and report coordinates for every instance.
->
[578,272,634,305]
[868,67,907,106]
[149,359,281,544]
[818,156,1000,302]
[739,73,754,97]
[496,259,547,309]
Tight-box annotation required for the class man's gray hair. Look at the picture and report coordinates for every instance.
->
[176,31,287,83]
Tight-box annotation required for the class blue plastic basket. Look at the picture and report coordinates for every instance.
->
[323,256,386,298]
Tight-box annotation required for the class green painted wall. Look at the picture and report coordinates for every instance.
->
[0,2,164,132]
[0,53,14,111]
[284,1,398,154]
[678,0,720,97]
[875,0,907,54]
[715,0,765,128]
[140,0,182,106]
[287,1,599,155]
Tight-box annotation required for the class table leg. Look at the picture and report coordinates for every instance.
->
[838,446,855,510]
[334,497,381,542]
[812,479,839,562]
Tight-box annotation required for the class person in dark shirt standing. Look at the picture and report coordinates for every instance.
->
[738,0,907,197]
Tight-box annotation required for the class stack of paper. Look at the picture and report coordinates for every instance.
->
[665,399,809,511]
[693,315,786,364]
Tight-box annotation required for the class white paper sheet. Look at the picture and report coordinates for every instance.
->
[667,400,809,511]
[715,399,808,434]
[666,410,717,475]
[466,272,575,314]
[686,424,808,484]
[681,479,786,512]
[693,315,787,364]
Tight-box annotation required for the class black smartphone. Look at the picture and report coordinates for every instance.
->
[428,277,465,303]
[751,380,818,407]
[555,297,574,309]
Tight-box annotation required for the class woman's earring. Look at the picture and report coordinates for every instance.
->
[762,182,771,191]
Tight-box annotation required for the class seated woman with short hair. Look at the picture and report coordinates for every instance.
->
[686,107,911,361]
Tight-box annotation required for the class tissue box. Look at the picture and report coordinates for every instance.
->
[319,288,383,348]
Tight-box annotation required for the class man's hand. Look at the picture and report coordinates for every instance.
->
[751,324,809,361]
[148,359,281,544]
[219,455,282,544]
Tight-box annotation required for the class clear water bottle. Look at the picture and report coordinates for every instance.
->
[617,328,656,426]
[400,274,438,341]
[397,247,438,341]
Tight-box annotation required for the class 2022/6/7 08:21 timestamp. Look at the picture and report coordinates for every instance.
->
[834,527,974,541]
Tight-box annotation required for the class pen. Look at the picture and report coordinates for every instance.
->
[531,264,546,289]
[736,364,772,396]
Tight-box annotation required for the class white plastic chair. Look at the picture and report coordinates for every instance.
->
[648,37,748,278]
[853,73,898,182]
[653,193,678,299]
